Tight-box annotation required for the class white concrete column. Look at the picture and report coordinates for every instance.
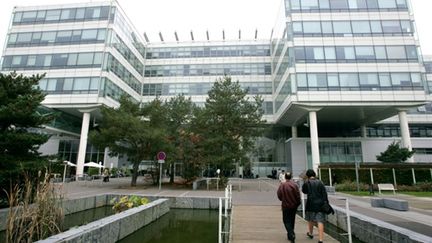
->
[398,110,414,162]
[361,125,367,138]
[76,111,91,177]
[309,111,320,173]
[292,126,298,138]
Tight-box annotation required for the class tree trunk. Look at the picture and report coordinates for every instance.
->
[131,162,139,187]
[170,162,174,183]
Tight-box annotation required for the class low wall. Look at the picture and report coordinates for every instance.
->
[37,198,169,243]
[328,205,432,243]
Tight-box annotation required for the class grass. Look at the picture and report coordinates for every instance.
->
[399,191,432,197]
[339,191,432,197]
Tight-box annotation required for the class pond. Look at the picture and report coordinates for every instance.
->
[119,209,218,243]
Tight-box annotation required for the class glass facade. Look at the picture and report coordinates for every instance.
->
[307,141,363,164]
[13,6,113,25]
[2,52,103,70]
[296,72,423,91]
[286,0,408,13]
[144,63,272,77]
[146,45,270,59]
[7,29,106,47]
[38,77,100,94]
[293,20,413,37]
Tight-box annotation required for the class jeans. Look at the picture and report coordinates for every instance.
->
[282,208,297,241]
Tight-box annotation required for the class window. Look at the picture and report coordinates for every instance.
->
[303,22,321,34]
[17,33,31,43]
[330,0,349,9]
[391,73,410,86]
[378,0,396,8]
[370,21,382,33]
[352,21,371,34]
[63,78,73,91]
[339,73,359,87]
[293,23,303,33]
[56,31,72,42]
[77,53,94,65]
[81,29,97,40]
[321,22,333,34]
[396,0,407,8]
[328,74,339,86]
[336,47,355,60]
[355,46,375,60]
[297,74,308,87]
[319,0,330,9]
[333,22,352,35]
[405,46,418,59]
[324,47,336,60]
[40,32,56,43]
[302,0,319,10]
[13,12,23,22]
[386,46,406,59]
[401,21,412,33]
[374,46,387,59]
[290,0,301,10]
[379,73,392,87]
[382,21,401,33]
[45,10,61,21]
[22,11,37,21]
[67,54,77,65]
[359,73,379,86]
[27,56,36,66]
[411,73,422,86]
[295,48,305,60]
[8,34,17,44]
[366,0,379,9]
[73,78,90,90]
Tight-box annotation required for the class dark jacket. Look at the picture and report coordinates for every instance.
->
[302,178,328,212]
[277,180,301,209]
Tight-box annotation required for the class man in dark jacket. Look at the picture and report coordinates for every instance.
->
[277,172,301,243]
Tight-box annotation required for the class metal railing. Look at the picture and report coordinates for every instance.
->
[218,184,233,243]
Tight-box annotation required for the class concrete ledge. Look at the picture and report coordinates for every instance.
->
[37,199,169,243]
[328,203,430,243]
[370,198,409,211]
[325,186,336,194]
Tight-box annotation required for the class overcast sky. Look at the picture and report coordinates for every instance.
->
[0,0,431,54]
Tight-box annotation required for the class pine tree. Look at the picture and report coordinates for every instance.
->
[376,141,415,163]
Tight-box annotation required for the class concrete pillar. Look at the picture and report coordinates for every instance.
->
[370,168,374,185]
[361,125,367,138]
[76,111,91,177]
[309,111,320,173]
[398,110,414,162]
[329,167,332,186]
[291,126,298,138]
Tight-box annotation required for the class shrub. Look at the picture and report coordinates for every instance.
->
[335,180,369,191]
[87,167,100,176]
[110,195,149,213]
[6,171,64,242]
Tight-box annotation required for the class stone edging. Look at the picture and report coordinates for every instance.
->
[36,198,169,243]
[328,205,432,243]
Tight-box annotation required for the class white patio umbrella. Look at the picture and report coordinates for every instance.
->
[84,161,104,168]
[63,160,76,183]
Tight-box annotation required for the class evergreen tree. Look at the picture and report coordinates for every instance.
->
[89,96,168,186]
[0,72,53,191]
[376,141,415,163]
[195,76,265,174]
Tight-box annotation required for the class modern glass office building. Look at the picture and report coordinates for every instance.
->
[1,0,431,177]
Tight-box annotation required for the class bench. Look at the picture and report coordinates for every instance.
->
[377,183,396,194]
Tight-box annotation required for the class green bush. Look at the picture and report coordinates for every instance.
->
[335,180,432,192]
[87,167,100,176]
[335,180,369,191]
[110,195,149,213]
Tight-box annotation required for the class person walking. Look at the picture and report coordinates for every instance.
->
[277,172,301,243]
[279,169,286,183]
[302,169,328,243]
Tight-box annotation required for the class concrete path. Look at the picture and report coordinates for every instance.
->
[231,205,338,243]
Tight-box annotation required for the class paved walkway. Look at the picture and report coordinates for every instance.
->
[231,206,338,243]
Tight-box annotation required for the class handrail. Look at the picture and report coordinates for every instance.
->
[218,184,233,243]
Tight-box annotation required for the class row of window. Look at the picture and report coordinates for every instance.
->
[413,148,432,155]
[38,77,100,94]
[142,82,272,96]
[2,52,103,70]
[7,29,106,48]
[307,141,363,163]
[146,45,271,59]
[287,0,408,12]
[275,75,292,112]
[13,6,112,25]
[111,34,144,75]
[367,125,432,138]
[294,45,418,63]
[105,54,142,94]
[102,77,133,102]
[296,72,423,90]
[292,20,412,37]
[144,63,272,77]
[424,62,432,73]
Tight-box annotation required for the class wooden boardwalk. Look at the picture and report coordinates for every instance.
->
[231,205,338,243]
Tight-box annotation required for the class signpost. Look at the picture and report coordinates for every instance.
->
[157,152,166,190]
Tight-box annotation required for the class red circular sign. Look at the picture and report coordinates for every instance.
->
[157,151,166,160]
